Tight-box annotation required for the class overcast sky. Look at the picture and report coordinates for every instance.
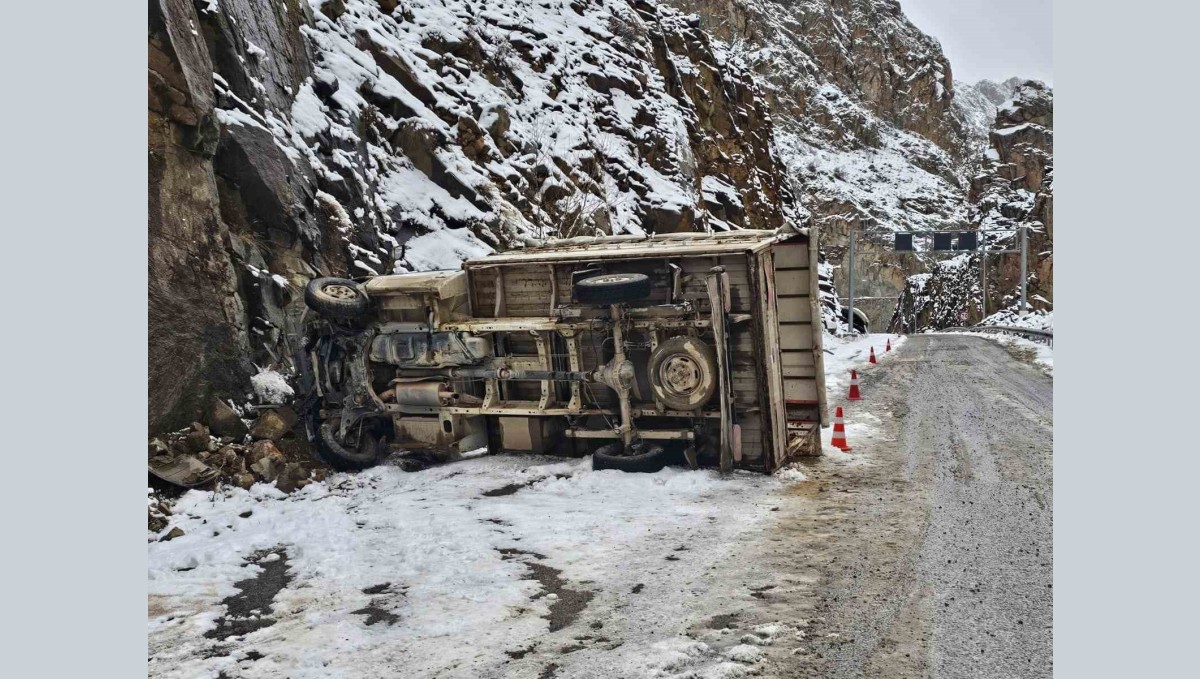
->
[898,0,1052,86]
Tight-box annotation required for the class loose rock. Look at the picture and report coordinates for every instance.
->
[251,455,283,482]
[148,438,169,458]
[275,463,309,493]
[184,422,214,453]
[245,440,285,467]
[206,398,249,439]
[249,408,298,442]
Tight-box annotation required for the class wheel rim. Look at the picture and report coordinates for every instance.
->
[323,283,358,300]
[658,354,704,398]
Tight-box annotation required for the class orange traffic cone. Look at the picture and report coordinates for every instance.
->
[831,406,852,451]
[869,346,878,364]
[848,370,862,401]
[886,338,892,352]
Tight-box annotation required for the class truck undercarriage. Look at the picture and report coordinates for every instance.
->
[294,230,827,473]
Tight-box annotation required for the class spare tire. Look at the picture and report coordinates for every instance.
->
[592,441,672,473]
[316,419,388,471]
[575,273,652,305]
[647,337,718,410]
[305,277,369,319]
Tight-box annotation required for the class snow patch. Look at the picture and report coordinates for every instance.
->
[774,466,808,483]
[250,369,294,404]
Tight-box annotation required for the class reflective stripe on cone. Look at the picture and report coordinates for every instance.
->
[831,406,852,451]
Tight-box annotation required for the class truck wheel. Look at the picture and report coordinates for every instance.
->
[648,337,718,410]
[305,277,369,319]
[592,441,672,473]
[316,419,388,471]
[575,273,652,305]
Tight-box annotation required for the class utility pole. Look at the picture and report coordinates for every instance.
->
[980,249,988,319]
[1019,225,1028,317]
[846,228,855,335]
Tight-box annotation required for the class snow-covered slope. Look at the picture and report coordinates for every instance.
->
[662,0,987,330]
[953,77,1023,146]
[149,0,802,430]
[891,81,1053,331]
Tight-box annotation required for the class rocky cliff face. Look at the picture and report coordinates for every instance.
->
[663,0,985,330]
[953,77,1023,143]
[891,81,1053,331]
[148,0,803,433]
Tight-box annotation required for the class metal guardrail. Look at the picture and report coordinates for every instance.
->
[943,325,1054,346]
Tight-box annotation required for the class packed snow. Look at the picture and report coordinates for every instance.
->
[822,332,906,401]
[943,329,1053,376]
[946,308,1054,374]
[149,455,800,678]
[980,308,1053,332]
[819,332,906,461]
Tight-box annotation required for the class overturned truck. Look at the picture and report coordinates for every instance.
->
[296,229,828,473]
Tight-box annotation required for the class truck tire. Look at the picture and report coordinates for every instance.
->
[316,419,388,471]
[647,337,718,410]
[575,273,652,305]
[592,441,672,473]
[305,277,369,319]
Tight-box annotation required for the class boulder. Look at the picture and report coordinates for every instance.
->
[275,463,309,493]
[160,527,185,542]
[233,473,256,490]
[148,508,168,533]
[250,455,283,483]
[249,408,298,442]
[213,446,245,474]
[313,71,340,100]
[184,422,214,453]
[244,440,285,467]
[456,115,489,161]
[148,438,170,458]
[206,398,249,439]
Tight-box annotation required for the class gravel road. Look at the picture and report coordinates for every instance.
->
[753,333,1053,677]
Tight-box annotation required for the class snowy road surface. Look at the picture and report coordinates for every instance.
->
[148,333,1052,678]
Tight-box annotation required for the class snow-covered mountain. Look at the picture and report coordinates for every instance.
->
[148,0,1051,431]
[661,0,991,329]
[953,77,1024,143]
[891,80,1054,331]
